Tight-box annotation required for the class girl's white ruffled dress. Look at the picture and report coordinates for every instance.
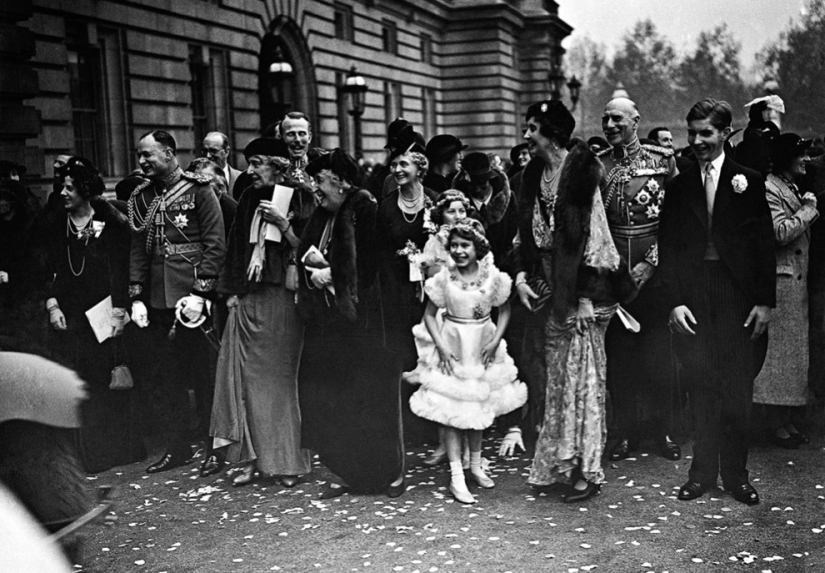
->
[409,258,527,430]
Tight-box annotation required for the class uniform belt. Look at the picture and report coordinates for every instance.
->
[156,243,203,256]
[610,221,658,239]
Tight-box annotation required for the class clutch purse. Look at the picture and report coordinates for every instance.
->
[110,364,134,390]
[525,275,552,313]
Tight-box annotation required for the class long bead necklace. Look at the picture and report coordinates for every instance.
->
[399,189,423,223]
[66,215,92,277]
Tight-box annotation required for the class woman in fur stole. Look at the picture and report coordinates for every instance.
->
[512,101,637,503]
[297,149,406,499]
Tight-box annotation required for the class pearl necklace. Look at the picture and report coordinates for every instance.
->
[66,215,93,277]
[398,190,424,223]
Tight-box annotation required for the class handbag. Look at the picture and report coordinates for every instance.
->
[109,339,134,390]
[525,274,552,313]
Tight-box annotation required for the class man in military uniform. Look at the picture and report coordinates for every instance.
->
[599,98,680,462]
[128,130,226,473]
[281,111,315,183]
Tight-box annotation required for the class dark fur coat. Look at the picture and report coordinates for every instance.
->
[512,142,637,322]
[297,190,378,323]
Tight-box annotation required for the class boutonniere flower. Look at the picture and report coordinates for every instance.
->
[732,174,748,194]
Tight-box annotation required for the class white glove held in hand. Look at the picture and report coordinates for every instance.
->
[177,294,205,323]
[498,427,525,457]
[309,267,333,289]
[131,300,149,328]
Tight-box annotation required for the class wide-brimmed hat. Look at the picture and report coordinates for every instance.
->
[425,134,468,164]
[306,148,360,187]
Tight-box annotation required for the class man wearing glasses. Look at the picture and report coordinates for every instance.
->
[201,131,242,195]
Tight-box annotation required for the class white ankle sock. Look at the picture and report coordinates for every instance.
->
[449,460,464,478]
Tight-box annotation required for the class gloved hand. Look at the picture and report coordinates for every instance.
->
[111,307,127,337]
[309,267,333,289]
[47,298,67,330]
[178,294,205,323]
[226,295,240,309]
[498,427,525,457]
[131,300,149,328]
[0,270,8,283]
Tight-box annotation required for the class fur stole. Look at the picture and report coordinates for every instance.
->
[515,142,636,321]
[453,170,512,226]
[297,190,378,323]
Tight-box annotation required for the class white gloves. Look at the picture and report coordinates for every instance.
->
[226,295,240,309]
[131,300,149,328]
[309,267,333,289]
[0,270,8,284]
[498,427,525,457]
[46,298,66,330]
[177,294,205,324]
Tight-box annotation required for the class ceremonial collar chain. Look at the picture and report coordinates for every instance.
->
[611,137,641,164]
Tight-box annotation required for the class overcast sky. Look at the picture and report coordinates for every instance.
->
[559,0,809,76]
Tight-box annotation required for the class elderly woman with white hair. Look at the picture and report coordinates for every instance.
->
[209,137,315,487]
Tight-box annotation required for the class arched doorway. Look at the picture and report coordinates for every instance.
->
[258,16,317,133]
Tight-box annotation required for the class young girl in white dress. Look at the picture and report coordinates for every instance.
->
[410,220,527,503]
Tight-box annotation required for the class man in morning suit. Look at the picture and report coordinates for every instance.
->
[658,99,775,505]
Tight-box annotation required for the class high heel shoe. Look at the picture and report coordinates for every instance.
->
[232,464,256,487]
[564,480,600,503]
[469,469,495,489]
[423,449,447,466]
[449,481,476,504]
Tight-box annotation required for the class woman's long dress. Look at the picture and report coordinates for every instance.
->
[525,155,623,487]
[753,174,818,406]
[47,202,145,473]
[210,185,311,476]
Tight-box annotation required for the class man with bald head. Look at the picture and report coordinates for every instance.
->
[598,97,680,463]
[201,132,242,194]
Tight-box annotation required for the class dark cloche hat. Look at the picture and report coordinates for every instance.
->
[771,133,813,165]
[306,148,360,186]
[462,152,495,183]
[525,100,576,140]
[425,134,468,164]
[509,143,529,165]
[391,126,427,160]
[385,117,412,149]
[243,137,289,160]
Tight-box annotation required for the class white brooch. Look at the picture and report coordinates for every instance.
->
[540,103,548,113]
[732,174,748,193]
[173,213,189,229]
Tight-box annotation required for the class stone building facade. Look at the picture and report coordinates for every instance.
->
[1,0,571,195]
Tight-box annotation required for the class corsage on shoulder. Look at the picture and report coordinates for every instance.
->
[732,174,748,194]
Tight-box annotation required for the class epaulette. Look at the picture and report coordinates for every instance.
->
[641,143,674,158]
[595,148,611,158]
[129,178,153,199]
[181,171,213,185]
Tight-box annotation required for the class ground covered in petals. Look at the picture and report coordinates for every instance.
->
[79,434,825,573]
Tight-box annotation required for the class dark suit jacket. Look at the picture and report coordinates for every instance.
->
[659,156,776,312]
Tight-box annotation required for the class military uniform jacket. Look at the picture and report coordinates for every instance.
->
[599,140,677,272]
[128,167,226,309]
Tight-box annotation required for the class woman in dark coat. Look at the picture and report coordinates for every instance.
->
[298,149,405,499]
[45,156,144,473]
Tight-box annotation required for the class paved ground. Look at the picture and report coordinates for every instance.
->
[75,432,825,573]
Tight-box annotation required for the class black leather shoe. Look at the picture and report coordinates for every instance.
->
[147,451,190,474]
[728,482,759,506]
[280,475,298,488]
[199,454,226,477]
[659,438,682,461]
[387,479,407,498]
[564,481,600,503]
[677,481,707,501]
[319,484,350,499]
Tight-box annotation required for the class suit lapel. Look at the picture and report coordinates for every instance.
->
[685,162,708,228]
